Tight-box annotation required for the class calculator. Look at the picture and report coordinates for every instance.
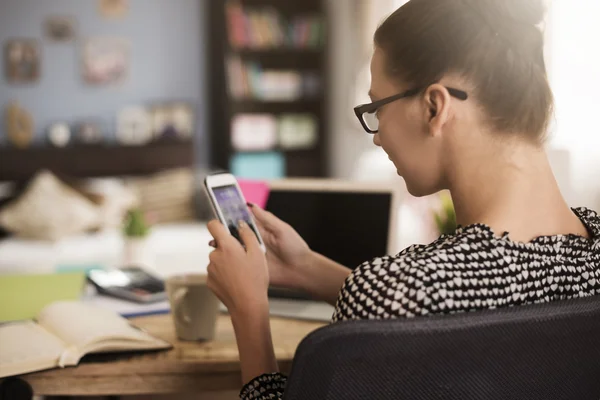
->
[87,267,167,304]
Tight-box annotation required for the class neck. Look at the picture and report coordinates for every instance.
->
[447,139,583,241]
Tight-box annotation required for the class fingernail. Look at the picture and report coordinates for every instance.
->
[238,220,247,228]
[246,202,254,208]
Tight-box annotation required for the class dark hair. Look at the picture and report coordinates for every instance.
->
[374,0,553,143]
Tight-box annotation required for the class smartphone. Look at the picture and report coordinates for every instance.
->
[87,267,166,304]
[204,173,266,253]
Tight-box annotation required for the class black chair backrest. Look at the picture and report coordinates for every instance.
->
[284,296,600,400]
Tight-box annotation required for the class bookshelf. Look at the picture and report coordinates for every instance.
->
[207,0,329,179]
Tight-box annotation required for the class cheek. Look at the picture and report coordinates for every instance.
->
[378,111,420,165]
[379,111,443,192]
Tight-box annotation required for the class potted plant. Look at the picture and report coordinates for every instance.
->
[122,208,151,266]
[433,191,457,236]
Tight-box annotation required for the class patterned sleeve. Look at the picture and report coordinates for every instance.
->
[239,373,288,400]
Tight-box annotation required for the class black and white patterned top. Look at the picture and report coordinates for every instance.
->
[240,207,600,400]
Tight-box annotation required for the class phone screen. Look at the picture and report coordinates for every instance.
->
[212,184,261,244]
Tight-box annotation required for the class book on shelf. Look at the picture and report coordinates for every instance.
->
[278,113,318,150]
[231,113,317,152]
[226,57,321,101]
[231,114,278,151]
[0,301,171,378]
[225,1,325,50]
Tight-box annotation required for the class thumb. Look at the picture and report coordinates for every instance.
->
[237,220,261,254]
[248,203,280,234]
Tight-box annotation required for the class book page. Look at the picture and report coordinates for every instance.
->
[37,301,159,351]
[0,321,66,378]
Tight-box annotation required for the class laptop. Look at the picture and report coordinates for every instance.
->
[265,179,402,322]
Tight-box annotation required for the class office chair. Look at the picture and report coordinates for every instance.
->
[284,295,600,400]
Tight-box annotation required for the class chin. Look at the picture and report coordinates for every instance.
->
[404,179,436,198]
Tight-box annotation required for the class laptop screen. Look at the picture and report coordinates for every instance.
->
[265,189,392,270]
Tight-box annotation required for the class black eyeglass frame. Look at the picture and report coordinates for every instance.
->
[354,87,469,134]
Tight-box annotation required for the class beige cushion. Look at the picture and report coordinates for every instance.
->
[0,171,101,241]
[126,168,195,224]
[80,178,138,230]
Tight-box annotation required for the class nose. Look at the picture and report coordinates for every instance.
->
[373,133,381,147]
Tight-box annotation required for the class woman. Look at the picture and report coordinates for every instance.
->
[206,0,600,398]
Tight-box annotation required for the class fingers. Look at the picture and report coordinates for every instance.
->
[207,220,235,249]
[237,220,261,255]
[252,221,269,244]
[208,249,220,264]
[208,240,217,248]
[248,203,280,233]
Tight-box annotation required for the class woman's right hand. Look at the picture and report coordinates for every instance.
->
[209,203,314,290]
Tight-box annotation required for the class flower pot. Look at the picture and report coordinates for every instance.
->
[123,237,151,267]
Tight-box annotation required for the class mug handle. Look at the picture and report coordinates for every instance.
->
[173,287,191,324]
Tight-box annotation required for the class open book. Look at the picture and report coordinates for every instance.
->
[0,301,171,378]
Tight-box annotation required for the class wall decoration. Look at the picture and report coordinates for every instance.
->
[117,106,152,146]
[45,17,76,42]
[151,103,195,141]
[4,39,40,84]
[75,122,104,145]
[47,123,72,147]
[171,103,194,140]
[151,105,176,140]
[5,102,34,149]
[82,37,129,86]
[99,0,128,19]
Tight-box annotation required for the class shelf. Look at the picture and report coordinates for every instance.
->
[0,141,194,181]
[237,0,322,13]
[233,49,323,68]
[234,48,323,55]
[231,99,323,114]
[229,146,319,155]
[208,0,328,178]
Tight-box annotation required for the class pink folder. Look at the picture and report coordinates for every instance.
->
[238,179,270,209]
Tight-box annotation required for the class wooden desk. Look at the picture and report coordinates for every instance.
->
[16,313,326,397]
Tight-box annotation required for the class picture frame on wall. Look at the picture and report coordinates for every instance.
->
[99,0,128,19]
[45,16,76,42]
[82,37,129,86]
[4,39,40,84]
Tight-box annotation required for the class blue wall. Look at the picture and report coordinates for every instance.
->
[0,0,207,164]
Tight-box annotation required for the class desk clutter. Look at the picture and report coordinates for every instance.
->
[0,301,171,379]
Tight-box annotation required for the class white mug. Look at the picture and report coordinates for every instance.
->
[166,274,220,341]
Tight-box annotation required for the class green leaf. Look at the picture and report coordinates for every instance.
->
[123,208,150,238]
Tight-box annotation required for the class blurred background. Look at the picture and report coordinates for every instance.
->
[1,0,598,200]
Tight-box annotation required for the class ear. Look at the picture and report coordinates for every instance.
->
[422,84,452,137]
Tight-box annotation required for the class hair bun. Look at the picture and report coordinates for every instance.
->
[472,0,546,26]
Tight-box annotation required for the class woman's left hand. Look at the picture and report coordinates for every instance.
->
[206,220,270,317]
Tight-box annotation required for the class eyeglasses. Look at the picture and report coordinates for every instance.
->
[354,87,469,134]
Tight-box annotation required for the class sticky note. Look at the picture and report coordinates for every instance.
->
[230,152,285,180]
[239,180,270,209]
[0,273,86,322]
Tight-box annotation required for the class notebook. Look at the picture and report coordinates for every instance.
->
[0,272,86,322]
[0,301,171,378]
